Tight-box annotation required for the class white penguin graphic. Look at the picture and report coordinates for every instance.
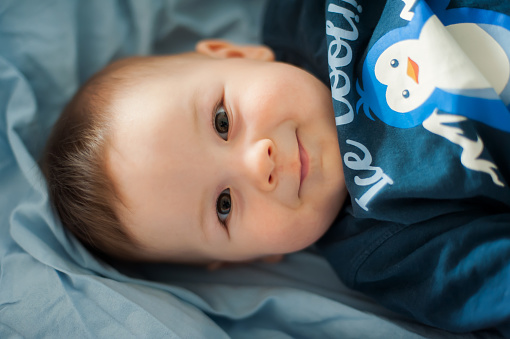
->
[375,15,510,114]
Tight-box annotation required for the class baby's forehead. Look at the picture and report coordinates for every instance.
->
[102,52,208,97]
[112,52,205,74]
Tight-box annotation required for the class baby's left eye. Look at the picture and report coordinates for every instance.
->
[214,106,229,140]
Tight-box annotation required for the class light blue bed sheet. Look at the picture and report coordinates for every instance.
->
[0,1,500,337]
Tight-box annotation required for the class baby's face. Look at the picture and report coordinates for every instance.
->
[107,50,346,263]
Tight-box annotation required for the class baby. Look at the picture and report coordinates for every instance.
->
[41,39,347,266]
[42,0,510,334]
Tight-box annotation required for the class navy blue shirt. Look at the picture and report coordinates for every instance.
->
[264,0,510,335]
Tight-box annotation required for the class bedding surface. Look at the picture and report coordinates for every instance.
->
[0,0,504,338]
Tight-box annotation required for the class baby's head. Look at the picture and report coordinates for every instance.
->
[42,40,347,264]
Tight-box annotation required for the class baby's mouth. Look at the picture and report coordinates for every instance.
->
[297,134,309,194]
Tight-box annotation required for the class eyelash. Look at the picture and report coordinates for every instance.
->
[212,100,232,229]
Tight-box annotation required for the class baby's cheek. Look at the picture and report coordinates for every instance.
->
[243,211,288,246]
[271,216,318,253]
[243,95,285,128]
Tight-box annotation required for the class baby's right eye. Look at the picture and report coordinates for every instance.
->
[214,105,229,140]
[216,188,231,227]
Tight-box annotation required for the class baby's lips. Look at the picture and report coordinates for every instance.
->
[297,133,309,196]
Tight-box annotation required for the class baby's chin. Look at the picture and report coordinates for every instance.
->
[306,187,346,242]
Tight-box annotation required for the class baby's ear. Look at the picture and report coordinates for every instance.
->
[196,39,275,62]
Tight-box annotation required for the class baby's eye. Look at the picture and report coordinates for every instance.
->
[214,105,229,140]
[216,189,231,226]
[390,59,399,68]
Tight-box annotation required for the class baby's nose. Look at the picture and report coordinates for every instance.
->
[244,139,276,191]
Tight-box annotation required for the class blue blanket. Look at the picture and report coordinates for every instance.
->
[0,1,502,337]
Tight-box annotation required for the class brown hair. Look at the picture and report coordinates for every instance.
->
[41,60,144,260]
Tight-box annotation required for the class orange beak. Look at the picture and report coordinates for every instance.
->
[407,57,419,84]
